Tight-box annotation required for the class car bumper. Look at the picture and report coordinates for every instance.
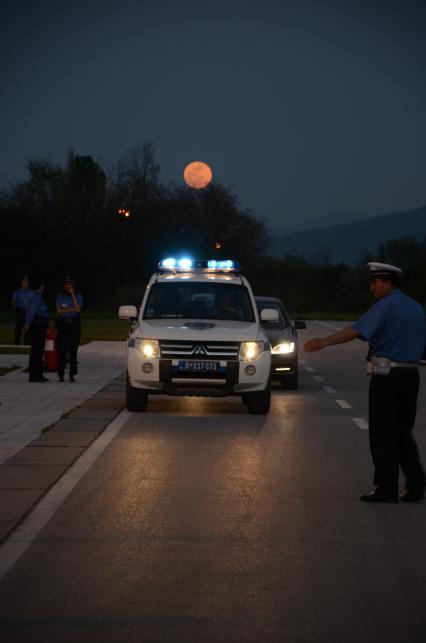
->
[270,353,298,377]
[127,349,271,395]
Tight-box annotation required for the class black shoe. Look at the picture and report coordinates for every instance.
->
[400,491,425,503]
[69,375,76,383]
[22,367,29,373]
[29,377,48,383]
[360,489,399,503]
[58,375,64,382]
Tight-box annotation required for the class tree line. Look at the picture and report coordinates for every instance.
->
[1,143,425,314]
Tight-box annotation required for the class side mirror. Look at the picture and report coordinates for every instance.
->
[294,320,306,330]
[260,308,279,322]
[118,305,138,320]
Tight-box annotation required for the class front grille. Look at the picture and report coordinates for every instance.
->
[159,340,240,360]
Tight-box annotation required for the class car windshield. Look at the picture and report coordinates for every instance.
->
[144,282,255,322]
[256,301,289,329]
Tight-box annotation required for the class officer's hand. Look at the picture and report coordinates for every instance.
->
[304,338,327,352]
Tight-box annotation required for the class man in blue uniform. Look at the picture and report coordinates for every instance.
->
[304,262,426,503]
[11,276,31,345]
[23,279,50,382]
[56,277,83,383]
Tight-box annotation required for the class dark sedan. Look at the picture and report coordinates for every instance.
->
[255,296,306,389]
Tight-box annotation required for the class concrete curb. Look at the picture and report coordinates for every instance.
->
[0,373,126,542]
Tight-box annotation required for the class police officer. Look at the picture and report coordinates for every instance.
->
[304,262,426,503]
[12,276,31,345]
[56,277,83,383]
[23,279,50,383]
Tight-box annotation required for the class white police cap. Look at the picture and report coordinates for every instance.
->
[367,262,402,277]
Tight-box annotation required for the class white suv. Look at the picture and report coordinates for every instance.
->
[119,259,278,414]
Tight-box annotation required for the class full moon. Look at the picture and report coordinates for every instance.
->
[183,161,213,189]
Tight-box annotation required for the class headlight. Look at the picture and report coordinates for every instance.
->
[272,342,295,354]
[135,339,160,359]
[239,341,264,362]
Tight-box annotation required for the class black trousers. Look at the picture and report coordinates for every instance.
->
[29,316,48,381]
[369,368,425,496]
[57,317,81,377]
[14,307,28,345]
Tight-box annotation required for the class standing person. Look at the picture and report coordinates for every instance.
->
[23,279,50,383]
[304,262,426,503]
[56,277,83,383]
[12,276,31,345]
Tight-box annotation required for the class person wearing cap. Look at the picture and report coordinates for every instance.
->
[304,262,426,503]
[23,279,50,382]
[56,277,83,383]
[11,276,31,345]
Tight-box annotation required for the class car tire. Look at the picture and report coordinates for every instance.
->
[126,374,148,412]
[245,385,271,414]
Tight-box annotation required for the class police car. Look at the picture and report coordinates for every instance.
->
[119,258,278,414]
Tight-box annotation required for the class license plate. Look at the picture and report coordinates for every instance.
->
[177,360,224,373]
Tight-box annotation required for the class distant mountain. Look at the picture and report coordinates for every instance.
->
[281,209,369,233]
[271,205,426,264]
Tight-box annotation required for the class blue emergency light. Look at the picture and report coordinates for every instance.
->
[158,258,240,273]
[208,260,235,270]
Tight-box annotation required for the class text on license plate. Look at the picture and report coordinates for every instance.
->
[178,360,224,373]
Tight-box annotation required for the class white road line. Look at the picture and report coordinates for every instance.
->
[323,386,336,394]
[314,375,325,382]
[352,418,369,430]
[0,409,132,581]
[314,321,344,331]
[335,399,353,409]
[304,366,315,372]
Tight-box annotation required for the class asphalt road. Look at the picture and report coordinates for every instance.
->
[0,322,425,642]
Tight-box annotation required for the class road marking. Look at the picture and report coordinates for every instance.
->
[352,418,369,430]
[335,399,353,409]
[0,409,132,581]
[323,386,336,394]
[299,359,306,365]
[314,321,343,331]
[304,366,315,372]
[314,375,325,382]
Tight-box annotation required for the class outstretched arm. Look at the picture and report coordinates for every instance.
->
[304,325,360,352]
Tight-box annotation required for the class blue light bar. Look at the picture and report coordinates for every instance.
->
[158,258,240,273]
[218,260,234,269]
[207,260,236,270]
[161,257,176,269]
[178,258,192,269]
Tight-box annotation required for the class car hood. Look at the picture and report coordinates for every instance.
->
[262,326,296,346]
[134,319,265,342]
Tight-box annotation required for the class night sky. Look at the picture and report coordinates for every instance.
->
[2,0,426,230]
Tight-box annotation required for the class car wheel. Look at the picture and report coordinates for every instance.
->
[245,385,271,415]
[126,374,148,412]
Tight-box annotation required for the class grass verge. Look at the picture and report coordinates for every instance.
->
[0,317,133,343]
